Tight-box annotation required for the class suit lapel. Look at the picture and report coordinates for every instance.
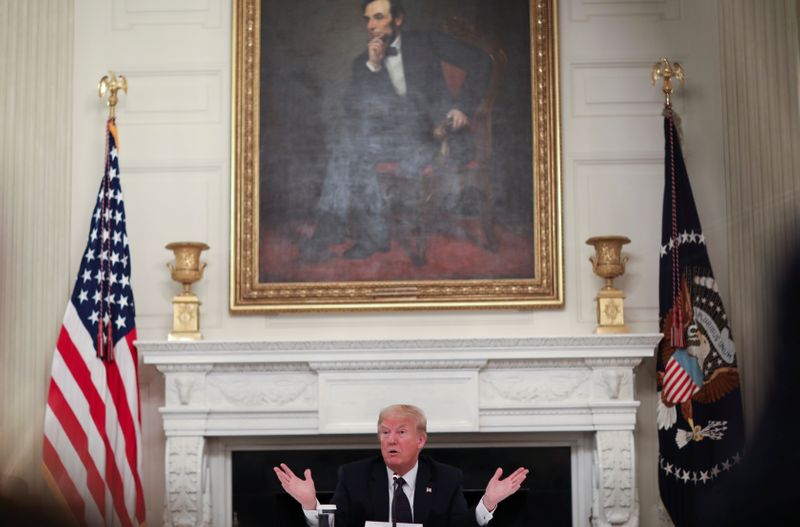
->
[414,457,434,523]
[368,457,390,521]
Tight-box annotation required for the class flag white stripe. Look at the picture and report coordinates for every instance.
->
[44,406,106,527]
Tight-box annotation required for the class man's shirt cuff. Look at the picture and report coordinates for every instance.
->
[366,61,381,72]
[302,500,321,527]
[475,498,494,525]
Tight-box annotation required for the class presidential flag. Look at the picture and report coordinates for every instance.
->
[656,107,745,526]
[42,118,146,526]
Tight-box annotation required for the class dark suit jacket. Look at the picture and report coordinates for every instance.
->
[331,455,481,527]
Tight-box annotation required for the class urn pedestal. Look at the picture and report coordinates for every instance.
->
[166,242,209,341]
[586,236,631,334]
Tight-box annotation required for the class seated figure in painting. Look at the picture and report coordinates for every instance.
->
[299,0,491,265]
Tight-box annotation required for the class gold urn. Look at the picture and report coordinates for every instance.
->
[166,242,209,341]
[586,236,630,334]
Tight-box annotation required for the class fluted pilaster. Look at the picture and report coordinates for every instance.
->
[719,0,800,428]
[0,0,73,493]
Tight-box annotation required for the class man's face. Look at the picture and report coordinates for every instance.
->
[363,0,404,43]
[378,414,426,476]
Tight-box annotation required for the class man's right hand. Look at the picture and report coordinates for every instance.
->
[273,463,318,510]
[367,37,387,69]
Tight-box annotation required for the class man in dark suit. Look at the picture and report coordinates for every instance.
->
[274,404,528,526]
[301,0,491,263]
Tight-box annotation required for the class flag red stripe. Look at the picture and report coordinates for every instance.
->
[47,377,107,515]
[56,326,107,432]
[666,372,691,401]
[43,436,85,523]
[665,357,681,376]
[57,324,132,526]
[669,374,692,402]
[673,378,693,402]
[104,353,144,524]
[662,368,684,400]
[124,331,146,522]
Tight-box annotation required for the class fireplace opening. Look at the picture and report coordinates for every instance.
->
[232,445,571,526]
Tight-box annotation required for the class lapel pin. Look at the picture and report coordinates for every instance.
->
[426,487,432,493]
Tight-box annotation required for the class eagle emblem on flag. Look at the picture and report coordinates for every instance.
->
[657,267,740,449]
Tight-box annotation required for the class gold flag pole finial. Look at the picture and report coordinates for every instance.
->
[98,71,127,119]
[651,57,685,107]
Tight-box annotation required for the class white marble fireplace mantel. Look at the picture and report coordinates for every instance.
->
[139,334,660,527]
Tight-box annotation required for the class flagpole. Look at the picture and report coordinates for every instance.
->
[98,71,127,119]
[653,56,746,526]
[43,71,146,526]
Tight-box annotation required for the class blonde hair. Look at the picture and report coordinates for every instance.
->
[377,404,427,435]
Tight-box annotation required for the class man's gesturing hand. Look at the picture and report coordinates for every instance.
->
[273,463,318,510]
[481,467,530,512]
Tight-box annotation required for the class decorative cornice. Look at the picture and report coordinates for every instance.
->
[158,364,214,373]
[584,358,645,369]
[309,360,487,371]
[480,401,640,417]
[481,407,593,417]
[139,335,661,368]
[211,362,311,372]
[139,334,661,354]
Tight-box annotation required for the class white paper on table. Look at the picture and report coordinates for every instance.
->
[364,522,423,527]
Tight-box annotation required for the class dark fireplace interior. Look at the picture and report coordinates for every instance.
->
[233,445,571,526]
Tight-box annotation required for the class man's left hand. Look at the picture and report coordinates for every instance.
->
[481,467,530,512]
[447,109,469,130]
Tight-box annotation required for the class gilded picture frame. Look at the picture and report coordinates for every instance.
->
[231,0,562,312]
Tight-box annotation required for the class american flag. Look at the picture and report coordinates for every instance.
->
[42,119,146,526]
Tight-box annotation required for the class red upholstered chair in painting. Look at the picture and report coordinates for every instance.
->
[375,18,507,266]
